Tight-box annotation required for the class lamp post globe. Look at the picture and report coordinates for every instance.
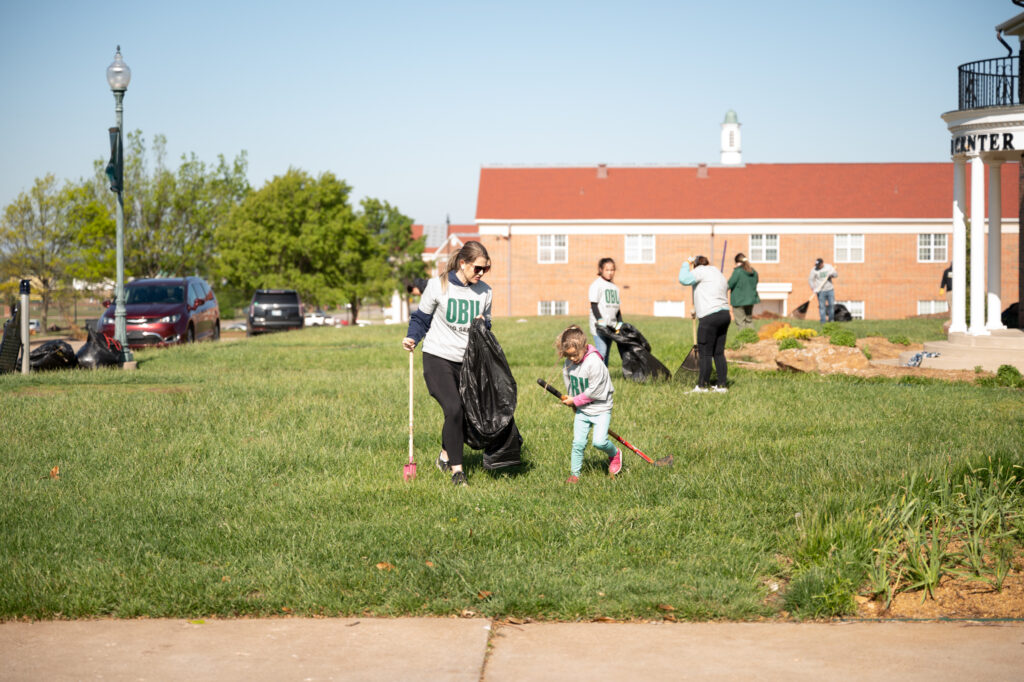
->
[106,46,133,361]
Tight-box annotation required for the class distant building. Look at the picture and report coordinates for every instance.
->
[472,143,1020,320]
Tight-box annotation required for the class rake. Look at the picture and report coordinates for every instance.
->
[535,378,673,467]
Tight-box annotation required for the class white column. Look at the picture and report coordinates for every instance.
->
[950,158,968,333]
[968,156,989,335]
[986,160,1005,330]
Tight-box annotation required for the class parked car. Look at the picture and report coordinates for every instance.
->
[248,289,303,335]
[28,319,40,334]
[303,310,327,326]
[97,277,220,349]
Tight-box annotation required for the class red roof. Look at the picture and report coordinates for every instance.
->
[475,163,1020,221]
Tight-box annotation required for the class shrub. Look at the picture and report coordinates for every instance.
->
[976,364,1024,388]
[778,337,804,351]
[733,328,761,347]
[821,322,843,335]
[887,334,911,346]
[773,327,817,341]
[996,364,1024,386]
[829,329,857,347]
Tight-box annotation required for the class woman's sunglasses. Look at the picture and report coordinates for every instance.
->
[473,264,491,275]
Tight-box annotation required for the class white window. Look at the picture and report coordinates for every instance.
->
[653,300,686,317]
[625,235,656,264]
[538,300,568,316]
[834,234,864,263]
[838,300,865,320]
[538,235,568,263]
[917,234,948,262]
[917,300,949,315]
[749,234,779,262]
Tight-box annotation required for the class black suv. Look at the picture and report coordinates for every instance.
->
[247,289,304,336]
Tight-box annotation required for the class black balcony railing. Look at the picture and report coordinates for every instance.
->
[959,56,1022,110]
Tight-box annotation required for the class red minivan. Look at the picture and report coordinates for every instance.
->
[98,277,220,349]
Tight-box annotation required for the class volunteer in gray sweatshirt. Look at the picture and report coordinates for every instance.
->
[679,255,731,393]
[403,241,493,486]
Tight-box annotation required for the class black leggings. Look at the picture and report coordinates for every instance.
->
[697,309,731,388]
[422,352,465,467]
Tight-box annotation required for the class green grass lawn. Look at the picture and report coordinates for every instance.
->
[1,316,1021,621]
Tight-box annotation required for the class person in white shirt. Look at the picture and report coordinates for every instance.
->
[679,255,731,393]
[402,241,493,486]
[588,258,622,367]
[556,325,621,483]
[808,258,839,323]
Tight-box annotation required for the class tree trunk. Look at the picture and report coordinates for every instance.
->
[350,299,360,324]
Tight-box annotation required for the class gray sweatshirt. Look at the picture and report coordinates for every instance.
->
[417,275,492,362]
[562,345,614,416]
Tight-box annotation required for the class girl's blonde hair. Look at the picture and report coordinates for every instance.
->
[440,240,491,292]
[555,325,587,358]
[734,252,754,274]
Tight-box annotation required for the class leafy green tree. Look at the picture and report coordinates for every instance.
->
[0,174,75,328]
[87,131,250,280]
[216,169,363,309]
[359,197,426,298]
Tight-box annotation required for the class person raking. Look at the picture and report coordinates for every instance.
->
[555,325,622,483]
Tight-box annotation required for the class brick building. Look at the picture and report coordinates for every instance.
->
[470,155,1020,321]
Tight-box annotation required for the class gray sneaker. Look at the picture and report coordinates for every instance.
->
[451,471,468,486]
[436,451,452,473]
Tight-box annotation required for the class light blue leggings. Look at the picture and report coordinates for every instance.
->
[571,410,617,476]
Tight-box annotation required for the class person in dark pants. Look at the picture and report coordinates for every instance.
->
[679,255,731,393]
[402,241,493,486]
[940,264,953,318]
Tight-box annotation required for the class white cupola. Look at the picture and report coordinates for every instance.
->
[720,109,742,165]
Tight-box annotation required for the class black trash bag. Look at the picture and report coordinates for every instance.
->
[1003,302,1022,330]
[833,303,853,322]
[0,305,22,374]
[76,328,124,369]
[597,322,671,383]
[459,317,523,470]
[30,340,79,371]
[481,419,524,470]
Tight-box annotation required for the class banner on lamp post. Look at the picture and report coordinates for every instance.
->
[105,126,123,193]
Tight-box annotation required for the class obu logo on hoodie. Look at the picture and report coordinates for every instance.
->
[445,298,481,325]
[569,375,590,396]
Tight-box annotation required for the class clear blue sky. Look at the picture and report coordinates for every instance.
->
[0,1,1017,227]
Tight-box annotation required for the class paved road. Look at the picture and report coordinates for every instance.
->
[2,618,1022,681]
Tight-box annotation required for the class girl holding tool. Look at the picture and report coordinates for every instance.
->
[555,325,622,483]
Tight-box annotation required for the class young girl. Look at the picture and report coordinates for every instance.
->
[556,325,621,483]
[588,258,622,366]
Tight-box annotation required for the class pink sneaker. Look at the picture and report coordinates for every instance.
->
[565,475,579,484]
[609,449,623,476]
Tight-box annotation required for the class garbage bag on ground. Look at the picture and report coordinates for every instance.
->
[76,328,124,369]
[30,340,79,371]
[597,322,671,383]
[459,317,523,470]
[833,303,853,322]
[1003,302,1022,330]
[0,306,22,374]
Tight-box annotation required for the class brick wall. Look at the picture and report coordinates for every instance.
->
[476,230,1021,321]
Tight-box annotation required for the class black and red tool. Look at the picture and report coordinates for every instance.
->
[536,378,674,467]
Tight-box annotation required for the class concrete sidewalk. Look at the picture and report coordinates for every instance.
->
[2,618,1023,681]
